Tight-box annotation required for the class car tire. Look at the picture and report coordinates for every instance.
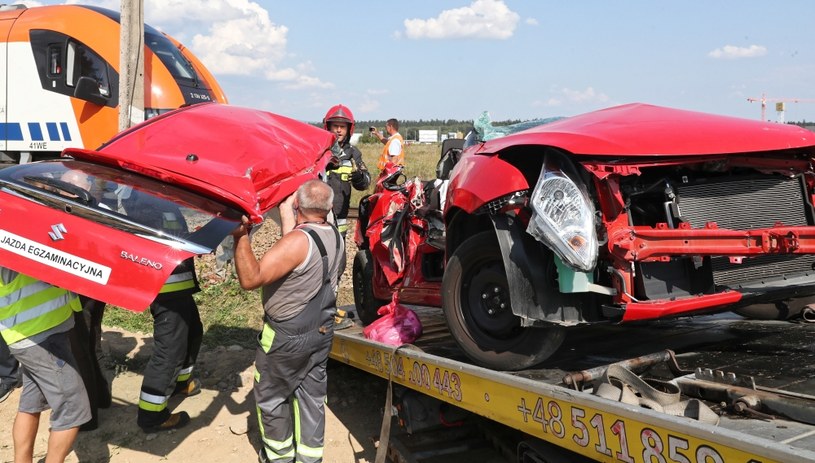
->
[442,231,565,371]
[353,249,389,325]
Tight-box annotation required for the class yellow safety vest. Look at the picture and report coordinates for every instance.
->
[0,272,79,345]
[378,133,405,171]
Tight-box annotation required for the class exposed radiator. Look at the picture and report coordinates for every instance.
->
[677,175,815,287]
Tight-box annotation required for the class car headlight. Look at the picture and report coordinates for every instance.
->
[527,167,597,271]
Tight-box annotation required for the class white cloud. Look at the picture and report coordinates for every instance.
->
[357,98,381,115]
[181,1,329,87]
[708,44,767,59]
[525,18,539,26]
[147,0,257,24]
[540,87,610,107]
[282,75,334,91]
[355,89,389,116]
[60,0,330,88]
[403,0,520,40]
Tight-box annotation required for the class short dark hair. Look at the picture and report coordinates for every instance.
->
[386,118,399,131]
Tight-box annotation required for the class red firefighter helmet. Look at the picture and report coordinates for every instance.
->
[322,104,355,142]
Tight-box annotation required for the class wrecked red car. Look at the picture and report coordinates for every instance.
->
[0,102,335,311]
[354,103,815,370]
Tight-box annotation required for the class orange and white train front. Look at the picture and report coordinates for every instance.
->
[0,4,227,162]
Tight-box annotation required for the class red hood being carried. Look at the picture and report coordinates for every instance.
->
[477,103,815,157]
[63,103,336,222]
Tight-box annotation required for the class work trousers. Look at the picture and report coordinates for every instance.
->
[0,333,19,386]
[255,310,334,463]
[137,293,202,427]
[80,296,106,359]
[68,308,110,430]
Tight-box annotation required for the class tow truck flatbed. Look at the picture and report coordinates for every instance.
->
[330,307,815,462]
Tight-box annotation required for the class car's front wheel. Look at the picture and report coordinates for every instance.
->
[442,231,565,370]
[352,249,389,325]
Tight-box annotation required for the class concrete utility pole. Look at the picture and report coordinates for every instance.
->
[118,0,145,131]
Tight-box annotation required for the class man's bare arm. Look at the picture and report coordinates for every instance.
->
[232,193,305,290]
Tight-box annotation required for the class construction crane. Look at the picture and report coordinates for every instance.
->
[747,93,815,122]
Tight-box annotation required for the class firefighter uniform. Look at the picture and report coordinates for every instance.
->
[326,144,370,236]
[256,224,343,463]
[137,257,202,428]
[322,104,370,330]
[135,207,203,430]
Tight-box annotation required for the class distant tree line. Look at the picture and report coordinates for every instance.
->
[333,118,527,143]
[791,121,815,131]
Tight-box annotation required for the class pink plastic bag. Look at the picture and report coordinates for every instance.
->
[363,294,423,346]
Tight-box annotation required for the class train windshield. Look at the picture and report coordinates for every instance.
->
[145,29,198,84]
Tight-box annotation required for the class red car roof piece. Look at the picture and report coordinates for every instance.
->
[64,103,335,221]
[479,103,815,156]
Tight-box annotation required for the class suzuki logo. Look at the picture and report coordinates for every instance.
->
[48,223,67,241]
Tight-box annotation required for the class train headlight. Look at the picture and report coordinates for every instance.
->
[144,108,173,121]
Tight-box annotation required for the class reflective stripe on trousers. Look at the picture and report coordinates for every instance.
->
[255,334,331,463]
[256,225,338,463]
[336,218,348,235]
[137,294,202,427]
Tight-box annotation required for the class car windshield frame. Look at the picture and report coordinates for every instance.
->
[0,159,243,254]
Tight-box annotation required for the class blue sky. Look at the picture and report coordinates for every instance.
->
[28,1,815,124]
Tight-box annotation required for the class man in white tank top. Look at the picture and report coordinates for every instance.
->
[232,179,344,463]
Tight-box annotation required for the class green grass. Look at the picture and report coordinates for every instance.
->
[352,142,442,206]
[102,277,263,349]
[102,142,445,347]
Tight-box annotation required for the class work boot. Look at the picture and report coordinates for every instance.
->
[172,378,201,398]
[334,309,354,330]
[140,411,191,433]
[258,449,272,463]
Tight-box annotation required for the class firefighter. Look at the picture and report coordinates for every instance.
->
[322,104,371,237]
[232,180,344,463]
[124,193,203,433]
[135,255,202,432]
[323,104,370,330]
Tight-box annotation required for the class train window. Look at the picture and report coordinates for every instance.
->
[65,41,111,97]
[47,45,62,77]
[145,30,197,82]
[29,29,118,108]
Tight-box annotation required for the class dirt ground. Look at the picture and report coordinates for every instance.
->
[0,324,390,463]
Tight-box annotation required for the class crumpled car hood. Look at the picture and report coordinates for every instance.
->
[476,103,815,156]
[64,103,336,222]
